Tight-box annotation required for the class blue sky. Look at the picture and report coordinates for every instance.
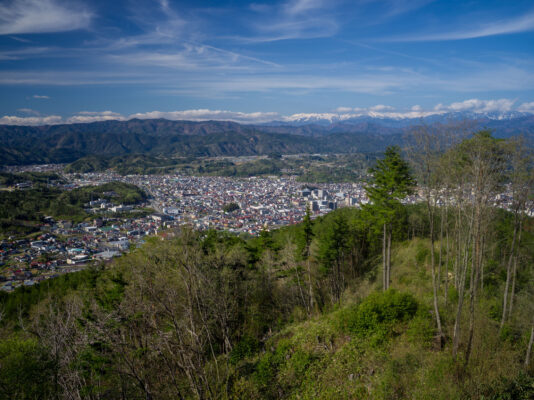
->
[1,0,534,124]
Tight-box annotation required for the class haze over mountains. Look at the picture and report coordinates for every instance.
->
[1,112,533,166]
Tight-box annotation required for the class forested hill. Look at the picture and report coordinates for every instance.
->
[0,119,402,165]
[0,132,533,399]
[2,115,534,165]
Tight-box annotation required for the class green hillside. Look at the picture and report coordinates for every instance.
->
[0,181,147,236]
[0,132,532,399]
[0,205,532,399]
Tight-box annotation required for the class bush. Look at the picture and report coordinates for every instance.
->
[338,290,418,343]
[483,372,534,400]
[406,309,435,347]
[0,338,56,399]
[230,335,260,364]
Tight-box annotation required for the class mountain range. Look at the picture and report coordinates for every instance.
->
[1,113,533,165]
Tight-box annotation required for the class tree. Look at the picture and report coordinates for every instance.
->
[365,146,415,291]
[297,205,315,313]
[317,212,350,303]
[500,136,533,329]
[444,131,507,363]
[223,202,240,213]
[405,125,445,345]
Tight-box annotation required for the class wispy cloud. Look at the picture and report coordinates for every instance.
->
[385,10,534,42]
[0,46,53,60]
[0,0,92,35]
[235,0,338,42]
[284,0,326,15]
[17,108,40,115]
[109,43,280,71]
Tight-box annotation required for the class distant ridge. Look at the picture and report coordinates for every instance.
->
[0,115,532,165]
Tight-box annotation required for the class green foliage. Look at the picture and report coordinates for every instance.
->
[0,338,56,400]
[253,339,292,388]
[483,373,534,400]
[0,195,532,399]
[367,146,415,202]
[0,267,102,323]
[0,171,64,187]
[406,309,435,347]
[0,182,146,235]
[338,290,418,343]
[230,335,260,364]
[223,202,240,213]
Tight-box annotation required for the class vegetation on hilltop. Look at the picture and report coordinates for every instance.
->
[0,181,147,236]
[0,171,65,187]
[65,153,373,182]
[0,131,533,399]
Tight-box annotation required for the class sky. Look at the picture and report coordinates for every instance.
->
[1,0,534,125]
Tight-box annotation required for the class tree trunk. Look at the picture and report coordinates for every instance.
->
[387,229,392,290]
[500,219,518,330]
[383,223,387,291]
[508,220,522,318]
[526,323,534,369]
[307,257,314,314]
[465,224,482,367]
[452,207,475,360]
[439,204,445,286]
[445,216,450,306]
[428,200,444,344]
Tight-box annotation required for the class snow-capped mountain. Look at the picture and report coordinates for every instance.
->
[264,111,533,127]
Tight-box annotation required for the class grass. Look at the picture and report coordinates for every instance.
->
[228,238,533,399]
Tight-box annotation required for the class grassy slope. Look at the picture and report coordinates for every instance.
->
[230,239,533,399]
[1,230,532,399]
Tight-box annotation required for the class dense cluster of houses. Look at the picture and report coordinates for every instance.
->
[3,164,529,292]
[0,213,169,292]
[72,173,375,236]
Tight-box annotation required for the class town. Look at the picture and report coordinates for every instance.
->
[0,168,375,292]
[1,164,531,293]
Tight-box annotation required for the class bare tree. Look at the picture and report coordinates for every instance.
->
[500,137,533,328]
[405,124,445,345]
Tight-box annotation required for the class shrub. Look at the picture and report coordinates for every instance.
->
[0,338,56,399]
[406,309,435,347]
[338,290,418,343]
[230,335,260,364]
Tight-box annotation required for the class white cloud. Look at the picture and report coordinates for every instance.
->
[1,99,533,127]
[335,106,353,112]
[284,0,326,15]
[517,102,534,113]
[0,115,62,125]
[33,94,50,99]
[67,111,125,124]
[387,10,534,42]
[128,109,280,124]
[110,43,279,71]
[369,104,395,111]
[0,0,92,35]
[17,108,40,115]
[236,0,337,43]
[435,98,516,113]
[0,46,52,60]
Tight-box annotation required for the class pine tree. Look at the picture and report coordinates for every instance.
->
[365,146,415,290]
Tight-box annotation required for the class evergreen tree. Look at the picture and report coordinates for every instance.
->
[365,146,415,290]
